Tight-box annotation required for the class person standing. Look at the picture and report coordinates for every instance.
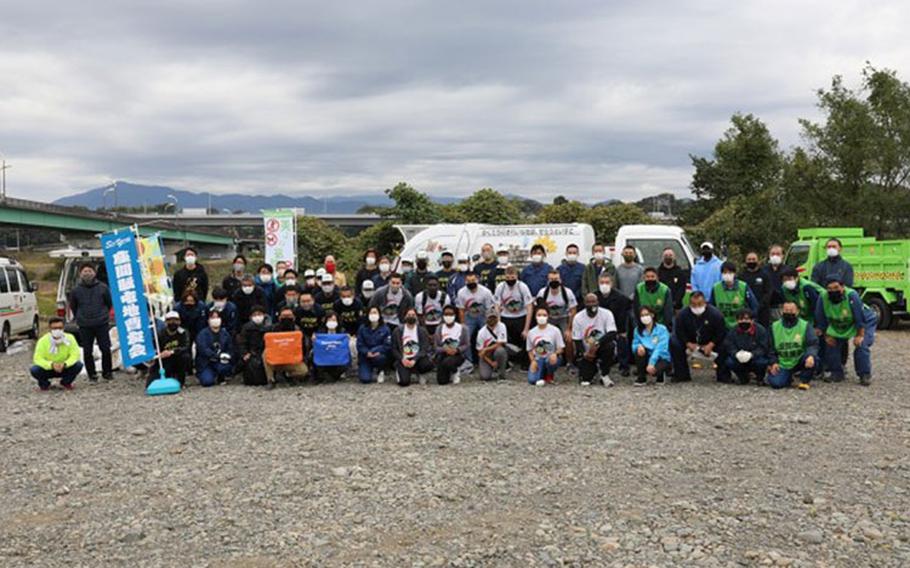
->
[434,251,457,293]
[489,245,512,290]
[739,251,771,328]
[221,254,248,297]
[414,276,449,337]
[372,256,394,289]
[255,263,278,316]
[581,243,615,297]
[557,243,585,300]
[476,307,509,381]
[811,238,854,288]
[324,255,346,287]
[761,245,787,321]
[232,275,269,327]
[596,273,632,377]
[571,293,617,387]
[30,317,83,391]
[494,266,534,369]
[456,272,496,365]
[633,267,674,329]
[434,305,469,385]
[369,273,414,332]
[173,247,209,302]
[657,248,688,311]
[473,243,499,291]
[334,286,364,336]
[615,246,644,299]
[520,244,553,296]
[691,242,723,301]
[711,262,759,330]
[407,251,433,296]
[68,263,113,382]
[355,249,380,293]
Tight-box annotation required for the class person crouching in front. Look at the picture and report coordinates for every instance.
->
[30,317,83,391]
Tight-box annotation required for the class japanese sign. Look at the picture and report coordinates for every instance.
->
[101,229,156,367]
[263,209,298,270]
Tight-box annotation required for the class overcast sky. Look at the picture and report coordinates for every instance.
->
[1,1,907,203]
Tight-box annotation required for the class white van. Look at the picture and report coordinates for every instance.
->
[0,257,40,351]
[396,223,597,270]
[612,224,697,270]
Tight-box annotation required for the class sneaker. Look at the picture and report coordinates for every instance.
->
[535,379,546,387]
[101,372,114,381]
[377,371,385,384]
[634,377,647,387]
[60,383,75,391]
[600,374,614,387]
[859,375,871,386]
[35,386,50,392]
[620,368,630,378]
[831,374,845,383]
[265,382,276,390]
[543,374,554,384]
[452,373,461,385]
[797,382,810,391]
[88,375,99,383]
[580,381,591,386]
[655,375,665,385]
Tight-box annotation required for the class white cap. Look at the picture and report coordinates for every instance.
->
[401,257,414,264]
[416,250,429,260]
[700,241,714,250]
[440,250,453,257]
[496,244,509,253]
[316,267,326,276]
[165,311,180,320]
[320,273,334,283]
[457,252,469,261]
[303,269,315,277]
[362,279,375,290]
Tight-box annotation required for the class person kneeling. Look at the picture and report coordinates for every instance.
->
[195,310,234,387]
[722,309,771,385]
[263,307,308,389]
[393,308,434,387]
[767,301,819,390]
[526,307,565,386]
[147,311,191,387]
[632,306,671,386]
[312,312,349,382]
[237,305,269,386]
[572,293,617,386]
[31,317,83,391]
[476,307,509,381]
[434,305,469,384]
[357,307,391,383]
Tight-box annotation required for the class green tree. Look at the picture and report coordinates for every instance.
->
[353,221,404,260]
[535,200,589,224]
[450,188,523,224]
[583,203,652,244]
[296,216,351,270]
[376,182,442,224]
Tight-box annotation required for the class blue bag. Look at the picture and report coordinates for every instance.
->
[313,333,351,366]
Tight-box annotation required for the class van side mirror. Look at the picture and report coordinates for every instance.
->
[29,282,39,292]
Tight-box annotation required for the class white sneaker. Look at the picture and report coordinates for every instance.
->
[376,371,385,384]
[580,381,591,386]
[535,379,546,387]
[452,373,461,385]
[600,374,614,387]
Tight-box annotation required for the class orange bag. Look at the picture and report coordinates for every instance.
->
[264,331,304,366]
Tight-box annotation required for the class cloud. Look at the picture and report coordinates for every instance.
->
[0,0,907,203]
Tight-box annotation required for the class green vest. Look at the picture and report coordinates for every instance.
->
[771,318,808,370]
[781,278,822,322]
[822,287,858,339]
[635,281,669,314]
[712,280,748,328]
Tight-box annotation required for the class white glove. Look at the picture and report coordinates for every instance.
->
[219,352,232,364]
[735,350,753,364]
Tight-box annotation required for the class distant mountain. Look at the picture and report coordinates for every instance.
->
[54,181,460,214]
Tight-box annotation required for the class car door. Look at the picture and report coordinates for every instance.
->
[5,267,26,333]
[0,269,10,333]
[16,269,37,333]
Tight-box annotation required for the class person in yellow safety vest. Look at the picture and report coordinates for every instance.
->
[814,276,876,386]
[766,301,819,390]
[710,261,759,329]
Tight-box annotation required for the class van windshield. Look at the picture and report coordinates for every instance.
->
[786,244,810,268]
[626,239,691,269]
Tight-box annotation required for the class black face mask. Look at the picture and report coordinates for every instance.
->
[442,260,453,269]
[548,281,560,289]
[404,316,417,325]
[506,279,517,287]
[166,323,179,332]
[467,282,478,290]
[828,291,843,303]
[645,280,658,292]
[738,321,752,331]
[417,260,428,269]
[586,306,598,316]
[663,258,674,266]
[278,319,295,330]
[781,314,798,326]
[746,262,758,270]
[702,250,712,260]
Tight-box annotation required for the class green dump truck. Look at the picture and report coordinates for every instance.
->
[785,228,910,328]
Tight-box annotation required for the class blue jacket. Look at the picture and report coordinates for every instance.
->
[194,327,233,369]
[633,323,671,366]
[558,260,585,300]
[357,322,392,358]
[206,300,238,335]
[254,276,278,316]
[176,301,207,335]
[447,271,468,298]
[520,262,553,296]
[691,256,723,301]
[811,256,855,288]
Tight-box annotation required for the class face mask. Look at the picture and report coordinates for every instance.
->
[306,278,315,287]
[209,318,222,330]
[548,281,560,290]
[828,290,843,303]
[417,260,427,269]
[402,265,414,274]
[251,315,265,325]
[497,255,509,265]
[783,280,797,291]
[663,257,674,266]
[827,247,839,258]
[599,284,611,295]
[341,297,354,306]
[722,273,735,284]
[278,318,294,329]
[326,320,338,330]
[457,263,468,272]
[404,316,417,326]
[737,321,751,331]
[702,250,712,260]
[284,278,297,287]
[242,286,254,295]
[443,315,456,325]
[506,279,517,287]
[586,306,598,316]
[691,305,706,316]
[782,313,798,326]
[467,282,478,290]
[213,301,226,310]
[286,297,298,307]
[645,280,658,292]
[363,290,374,299]
[536,315,549,326]
[593,252,605,261]
[259,274,272,284]
[50,329,65,339]
[566,254,578,263]
[233,262,245,272]
[379,263,391,272]
[365,257,376,266]
[441,260,453,269]
[746,262,758,270]
[531,254,543,264]
[640,315,653,326]
[325,262,336,273]
[185,256,196,266]
[166,322,179,332]
[321,285,334,294]
[769,255,782,266]
[369,313,380,323]
[623,255,635,263]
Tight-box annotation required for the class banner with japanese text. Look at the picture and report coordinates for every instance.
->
[101,229,156,367]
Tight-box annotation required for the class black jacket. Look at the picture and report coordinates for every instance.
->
[221,274,244,298]
[739,268,770,310]
[597,289,632,334]
[237,320,267,356]
[673,305,726,347]
[231,286,269,325]
[722,322,771,361]
[157,326,190,358]
[173,265,209,301]
[658,263,689,310]
[68,279,113,328]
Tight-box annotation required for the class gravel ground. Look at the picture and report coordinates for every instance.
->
[1,329,909,568]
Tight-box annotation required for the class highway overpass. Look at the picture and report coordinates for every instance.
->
[132,212,384,231]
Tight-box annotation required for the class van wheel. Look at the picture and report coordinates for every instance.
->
[0,324,9,353]
[866,297,892,330]
[27,317,39,339]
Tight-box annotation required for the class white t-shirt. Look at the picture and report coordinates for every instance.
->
[525,324,565,356]
[476,322,507,351]
[536,285,577,320]
[400,325,420,359]
[382,288,404,326]
[415,290,449,326]
[456,285,495,318]
[494,280,533,318]
[571,307,617,344]
[437,322,464,351]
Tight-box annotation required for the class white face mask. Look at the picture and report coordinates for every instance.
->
[368,313,380,323]
[251,315,265,325]
[185,255,196,266]
[443,315,456,325]
[640,315,653,326]
[209,318,222,329]
[531,254,543,264]
[379,263,390,273]
[827,247,839,258]
[241,286,254,295]
[233,262,245,272]
[259,274,272,283]
[401,266,413,274]
[536,315,549,326]
[497,255,509,265]
[769,255,782,266]
[593,251,605,261]
[783,280,798,291]
[341,297,354,306]
[599,284,611,295]
[213,301,226,310]
[284,279,297,287]
[365,257,376,266]
[50,329,64,340]
[326,320,338,330]
[566,254,578,262]
[690,305,706,316]
[457,263,468,272]
[363,290,374,299]
[722,273,735,284]
[322,285,334,294]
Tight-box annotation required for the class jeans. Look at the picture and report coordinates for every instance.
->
[766,355,815,389]
[79,323,112,377]
[30,362,83,389]
[574,339,615,383]
[196,362,234,387]
[358,353,389,383]
[725,356,771,384]
[527,355,561,384]
[824,317,876,378]
[463,313,486,364]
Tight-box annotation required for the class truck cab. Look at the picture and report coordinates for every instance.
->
[612,224,697,270]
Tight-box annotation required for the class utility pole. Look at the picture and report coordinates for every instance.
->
[0,159,10,200]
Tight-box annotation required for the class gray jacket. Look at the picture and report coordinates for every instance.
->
[68,279,113,328]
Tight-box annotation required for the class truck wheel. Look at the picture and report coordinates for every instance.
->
[27,317,39,339]
[866,297,893,329]
[0,324,9,353]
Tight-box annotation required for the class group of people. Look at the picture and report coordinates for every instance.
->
[30,237,876,392]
